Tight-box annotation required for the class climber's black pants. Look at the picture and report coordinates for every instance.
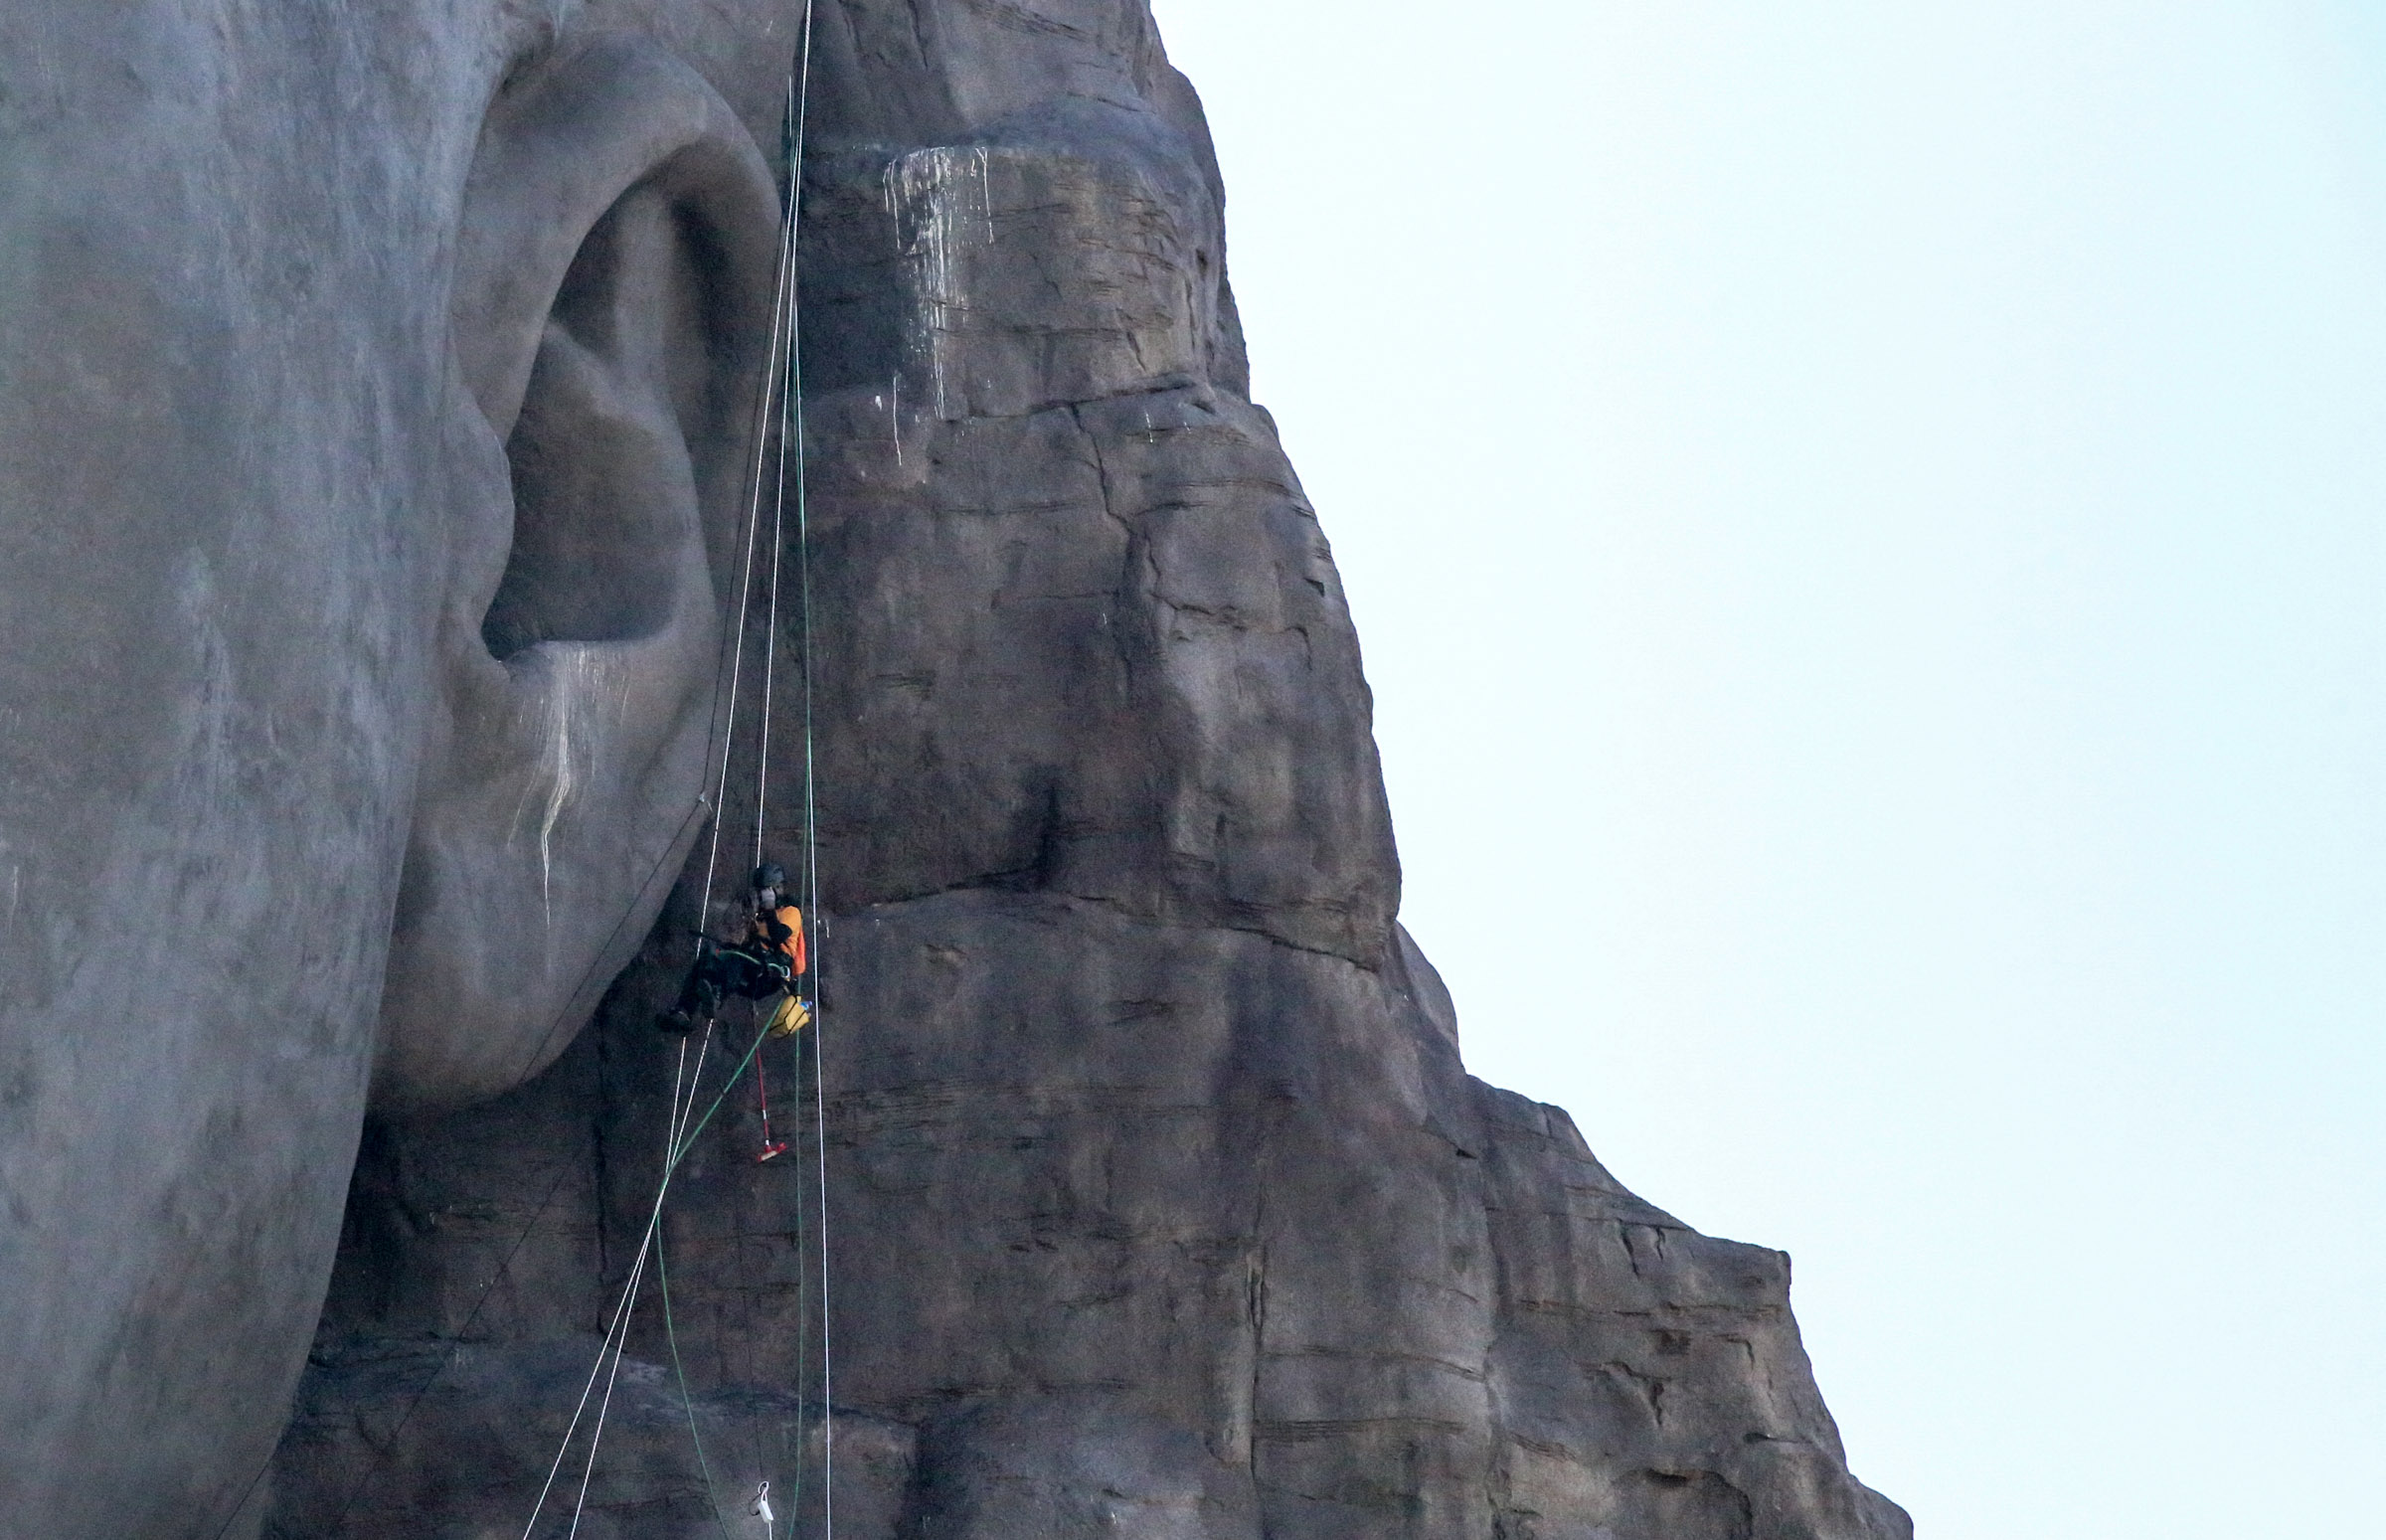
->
[672,941,790,1021]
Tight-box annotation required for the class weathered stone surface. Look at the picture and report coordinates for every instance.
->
[263,6,1907,1537]
[0,1,1903,1535]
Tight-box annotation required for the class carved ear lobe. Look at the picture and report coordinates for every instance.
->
[373,40,780,1115]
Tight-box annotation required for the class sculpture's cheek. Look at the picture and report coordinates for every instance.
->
[0,27,470,1533]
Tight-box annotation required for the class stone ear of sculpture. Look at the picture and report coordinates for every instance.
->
[372,38,781,1116]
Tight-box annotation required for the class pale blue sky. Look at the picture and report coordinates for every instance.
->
[1150,3,2386,1536]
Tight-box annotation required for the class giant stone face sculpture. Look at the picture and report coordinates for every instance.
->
[0,4,1912,1538]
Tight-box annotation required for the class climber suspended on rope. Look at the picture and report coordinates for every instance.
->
[659,862,809,1035]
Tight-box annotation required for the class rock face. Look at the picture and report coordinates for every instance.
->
[265,4,1910,1537]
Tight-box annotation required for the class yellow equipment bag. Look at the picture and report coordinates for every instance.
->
[765,993,811,1039]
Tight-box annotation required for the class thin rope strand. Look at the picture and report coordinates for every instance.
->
[782,6,836,1535]
[674,1018,719,1158]
[666,1036,690,1161]
[313,1158,576,1538]
[564,1309,636,1538]
[519,1021,769,1538]
[582,71,803,1526]
[543,8,823,1527]
[738,35,814,1528]
[517,1226,655,1537]
[462,15,825,1528]
[526,1014,721,1538]
[699,105,803,923]
[786,1116,812,1537]
[752,60,804,871]
[658,1232,735,1540]
[591,148,794,1503]
[508,791,710,1108]
[648,1032,738,1540]
[521,1044,709,1540]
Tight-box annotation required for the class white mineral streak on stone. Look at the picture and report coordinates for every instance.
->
[505,644,631,940]
[885,145,993,419]
[534,662,575,933]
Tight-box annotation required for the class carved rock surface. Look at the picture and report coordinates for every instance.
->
[267,4,1910,1537]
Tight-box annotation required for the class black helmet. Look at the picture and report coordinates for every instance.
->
[752,862,787,894]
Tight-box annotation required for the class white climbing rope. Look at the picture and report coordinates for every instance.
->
[520,6,833,1535]
[783,6,837,1531]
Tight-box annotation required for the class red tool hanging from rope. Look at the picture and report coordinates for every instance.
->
[754,984,810,1162]
[755,1042,789,1163]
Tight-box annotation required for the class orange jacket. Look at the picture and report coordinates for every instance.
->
[755,903,806,975]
